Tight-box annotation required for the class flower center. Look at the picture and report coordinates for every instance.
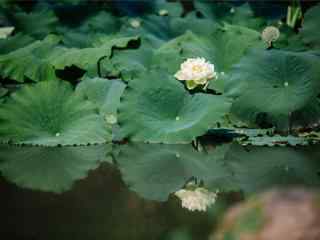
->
[192,65,203,73]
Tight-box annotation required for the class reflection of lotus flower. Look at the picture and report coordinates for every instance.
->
[175,58,216,90]
[175,187,218,212]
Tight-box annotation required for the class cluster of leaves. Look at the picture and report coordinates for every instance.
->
[0,0,320,200]
[0,0,319,147]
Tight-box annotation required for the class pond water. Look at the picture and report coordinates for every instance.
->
[1,142,319,240]
[1,1,320,239]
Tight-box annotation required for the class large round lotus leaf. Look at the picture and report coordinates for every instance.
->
[0,34,60,82]
[0,144,112,193]
[0,80,111,146]
[118,70,231,143]
[301,4,320,49]
[224,143,320,195]
[226,49,320,129]
[116,143,232,201]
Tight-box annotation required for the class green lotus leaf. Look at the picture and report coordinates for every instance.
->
[0,80,111,146]
[154,0,183,17]
[170,12,220,37]
[120,15,175,48]
[226,3,265,30]
[194,0,231,21]
[0,85,8,98]
[209,24,264,73]
[152,31,214,74]
[0,33,34,55]
[274,25,307,51]
[224,143,320,195]
[58,11,121,48]
[0,144,112,193]
[50,36,140,76]
[290,97,320,130]
[80,11,120,34]
[12,8,58,38]
[226,49,320,130]
[57,26,94,48]
[153,24,263,77]
[76,77,126,117]
[101,43,153,81]
[301,4,320,49]
[108,15,218,80]
[118,70,231,143]
[116,143,232,201]
[120,11,216,48]
[0,34,60,82]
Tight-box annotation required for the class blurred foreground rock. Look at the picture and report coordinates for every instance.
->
[211,188,320,240]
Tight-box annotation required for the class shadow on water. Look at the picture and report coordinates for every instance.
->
[0,142,320,240]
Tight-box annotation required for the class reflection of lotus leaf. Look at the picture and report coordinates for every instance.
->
[117,143,232,201]
[224,143,320,195]
[0,80,111,146]
[119,70,231,143]
[0,144,112,193]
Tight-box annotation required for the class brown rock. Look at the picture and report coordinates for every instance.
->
[211,188,320,240]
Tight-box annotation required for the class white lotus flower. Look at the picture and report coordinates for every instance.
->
[175,58,216,89]
[175,187,218,212]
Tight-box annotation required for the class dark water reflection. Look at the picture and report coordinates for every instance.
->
[0,142,320,240]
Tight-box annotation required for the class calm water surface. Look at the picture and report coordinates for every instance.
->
[1,142,320,240]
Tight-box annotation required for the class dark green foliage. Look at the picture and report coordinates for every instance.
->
[119,70,231,143]
[301,4,320,49]
[0,80,111,146]
[0,0,320,207]
[226,49,320,130]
